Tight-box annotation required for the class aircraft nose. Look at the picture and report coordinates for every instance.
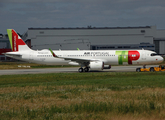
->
[161,56,164,62]
[157,56,164,62]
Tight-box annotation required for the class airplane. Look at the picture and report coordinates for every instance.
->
[3,29,164,73]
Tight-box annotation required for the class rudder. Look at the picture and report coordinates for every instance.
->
[7,29,30,52]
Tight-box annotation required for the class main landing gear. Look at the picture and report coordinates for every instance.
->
[78,67,89,73]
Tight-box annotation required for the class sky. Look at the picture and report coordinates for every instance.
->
[0,0,165,34]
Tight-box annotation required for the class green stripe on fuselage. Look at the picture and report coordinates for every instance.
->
[116,51,128,65]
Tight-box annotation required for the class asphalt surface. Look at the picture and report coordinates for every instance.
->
[0,65,159,75]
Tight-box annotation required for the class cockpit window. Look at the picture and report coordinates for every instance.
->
[151,53,158,56]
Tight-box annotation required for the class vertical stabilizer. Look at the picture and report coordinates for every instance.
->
[7,29,31,52]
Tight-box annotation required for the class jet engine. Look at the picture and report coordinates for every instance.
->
[103,65,111,69]
[90,61,104,70]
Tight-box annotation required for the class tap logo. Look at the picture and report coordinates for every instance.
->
[116,51,140,65]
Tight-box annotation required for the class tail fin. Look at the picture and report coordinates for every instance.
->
[7,29,31,52]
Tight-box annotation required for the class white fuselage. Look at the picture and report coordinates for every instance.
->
[9,49,163,66]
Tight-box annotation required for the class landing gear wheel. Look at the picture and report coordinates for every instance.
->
[78,68,84,73]
[150,67,154,72]
[136,68,141,72]
[84,67,89,72]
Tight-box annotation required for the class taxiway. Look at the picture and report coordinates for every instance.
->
[0,65,159,75]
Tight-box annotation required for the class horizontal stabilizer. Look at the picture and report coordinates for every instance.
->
[3,52,22,57]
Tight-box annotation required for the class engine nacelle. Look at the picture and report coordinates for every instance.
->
[90,61,104,70]
[68,62,79,66]
[104,65,111,69]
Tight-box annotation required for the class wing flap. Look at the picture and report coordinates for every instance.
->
[64,57,96,63]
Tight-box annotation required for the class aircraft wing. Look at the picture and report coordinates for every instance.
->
[63,57,96,63]
[49,49,98,64]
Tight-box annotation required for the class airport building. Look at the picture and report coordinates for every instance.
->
[22,26,165,54]
[0,34,11,61]
[0,25,165,61]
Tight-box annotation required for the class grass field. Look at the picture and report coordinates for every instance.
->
[0,72,165,120]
